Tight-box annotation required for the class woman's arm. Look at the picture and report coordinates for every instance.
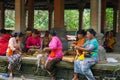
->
[9,38,16,51]
[43,37,58,51]
[26,37,31,49]
[35,37,41,48]
[75,44,94,52]
[43,47,52,51]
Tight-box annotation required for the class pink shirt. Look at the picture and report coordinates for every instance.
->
[48,36,63,60]
[26,36,41,49]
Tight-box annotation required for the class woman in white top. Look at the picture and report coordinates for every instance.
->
[6,32,23,77]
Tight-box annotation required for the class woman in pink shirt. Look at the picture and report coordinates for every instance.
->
[26,29,41,50]
[43,29,63,80]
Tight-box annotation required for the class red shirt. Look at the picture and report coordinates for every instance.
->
[0,34,11,56]
[26,36,41,49]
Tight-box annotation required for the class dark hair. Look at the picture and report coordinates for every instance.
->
[6,30,12,34]
[12,32,24,37]
[77,30,86,36]
[49,29,56,36]
[87,29,96,36]
[0,29,6,34]
[45,31,49,37]
[32,29,40,34]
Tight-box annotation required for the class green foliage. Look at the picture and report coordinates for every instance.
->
[5,8,113,31]
[83,9,90,30]
[34,10,48,30]
[106,8,113,31]
[64,9,91,31]
[5,10,15,29]
[64,10,79,31]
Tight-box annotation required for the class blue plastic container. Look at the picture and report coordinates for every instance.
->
[2,73,9,77]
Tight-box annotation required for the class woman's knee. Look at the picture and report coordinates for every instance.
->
[37,54,43,59]
[45,60,51,70]
[81,64,89,74]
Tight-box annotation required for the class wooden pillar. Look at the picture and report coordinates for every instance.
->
[113,7,117,33]
[0,2,4,29]
[48,4,53,30]
[54,0,68,50]
[118,0,120,32]
[54,0,64,29]
[78,3,84,30]
[28,0,34,30]
[101,0,106,33]
[15,0,25,32]
[78,9,83,30]
[90,0,101,33]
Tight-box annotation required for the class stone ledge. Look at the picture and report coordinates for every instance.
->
[0,56,120,80]
[56,61,120,71]
[0,56,120,71]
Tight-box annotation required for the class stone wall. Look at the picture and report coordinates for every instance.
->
[95,33,104,45]
[114,33,120,52]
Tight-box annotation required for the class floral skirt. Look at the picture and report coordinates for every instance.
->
[8,53,22,70]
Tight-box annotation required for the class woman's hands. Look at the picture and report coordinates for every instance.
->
[71,44,76,47]
[74,46,81,50]
[14,50,22,55]
[43,47,51,51]
[30,46,40,49]
[74,46,87,51]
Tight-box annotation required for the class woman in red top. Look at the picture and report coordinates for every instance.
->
[26,29,41,50]
[0,34,11,56]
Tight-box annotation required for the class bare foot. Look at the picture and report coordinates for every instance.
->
[72,77,79,80]
[9,73,13,78]
[51,77,56,80]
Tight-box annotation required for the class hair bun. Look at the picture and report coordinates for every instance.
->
[49,29,56,36]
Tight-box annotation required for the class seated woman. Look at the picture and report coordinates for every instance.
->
[0,29,6,39]
[72,29,99,80]
[43,29,63,80]
[71,30,86,60]
[103,31,116,52]
[21,30,32,53]
[26,29,41,51]
[42,31,50,49]
[0,33,11,56]
[6,32,23,77]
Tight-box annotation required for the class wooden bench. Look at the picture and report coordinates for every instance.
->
[0,56,120,80]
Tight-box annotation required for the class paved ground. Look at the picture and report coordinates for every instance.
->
[0,74,51,80]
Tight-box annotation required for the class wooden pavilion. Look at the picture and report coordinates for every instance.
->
[0,0,120,33]
[0,1,120,79]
